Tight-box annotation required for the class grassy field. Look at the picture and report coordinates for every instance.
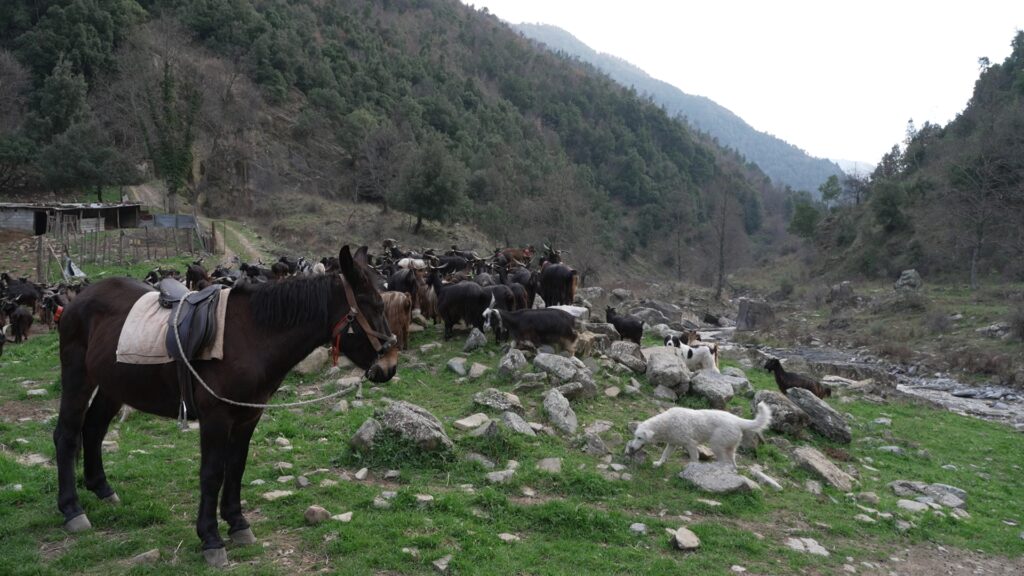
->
[2,318,1023,575]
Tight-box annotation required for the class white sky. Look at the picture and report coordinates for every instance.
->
[466,0,1021,164]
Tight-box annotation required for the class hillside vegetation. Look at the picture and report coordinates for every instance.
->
[0,0,804,284]
[515,23,845,195]
[797,32,1024,286]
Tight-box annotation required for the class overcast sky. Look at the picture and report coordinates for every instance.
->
[466,1,1021,165]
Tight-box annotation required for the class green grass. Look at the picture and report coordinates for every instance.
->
[2,311,1023,574]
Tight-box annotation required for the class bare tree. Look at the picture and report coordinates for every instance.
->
[947,154,1015,290]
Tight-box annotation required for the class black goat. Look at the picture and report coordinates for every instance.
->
[2,301,33,343]
[429,270,490,340]
[606,306,644,345]
[482,308,577,355]
[764,358,832,399]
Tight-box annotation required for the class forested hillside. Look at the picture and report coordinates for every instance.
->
[515,23,844,195]
[0,0,798,283]
[798,32,1024,286]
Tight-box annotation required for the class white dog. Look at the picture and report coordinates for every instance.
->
[625,403,772,470]
[664,336,719,373]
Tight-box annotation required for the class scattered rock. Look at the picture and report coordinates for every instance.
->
[372,496,391,509]
[584,322,622,340]
[748,465,783,491]
[26,388,48,396]
[653,385,678,401]
[853,513,875,524]
[501,411,536,436]
[556,380,597,401]
[463,328,487,352]
[465,452,496,469]
[447,357,468,376]
[262,490,293,501]
[497,533,520,543]
[784,537,829,556]
[669,526,701,551]
[379,401,453,451]
[533,352,579,382]
[645,349,692,392]
[605,386,621,398]
[485,469,515,484]
[805,480,822,495]
[499,348,528,376]
[678,462,759,493]
[736,299,775,331]
[433,554,452,574]
[690,370,736,409]
[350,418,381,451]
[537,457,563,474]
[877,445,905,455]
[294,347,329,375]
[332,512,353,522]
[582,432,609,456]
[420,342,442,353]
[888,480,967,509]
[786,388,852,444]
[454,413,490,431]
[354,468,369,480]
[792,446,856,491]
[611,288,632,302]
[384,470,400,480]
[857,492,880,505]
[296,476,310,488]
[468,363,489,379]
[608,341,647,374]
[629,523,647,535]
[872,417,891,426]
[332,399,349,413]
[473,388,524,415]
[894,269,923,291]
[416,494,434,505]
[304,505,331,524]
[543,389,578,434]
[753,390,809,435]
[897,499,929,513]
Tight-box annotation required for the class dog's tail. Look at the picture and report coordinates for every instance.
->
[739,402,772,433]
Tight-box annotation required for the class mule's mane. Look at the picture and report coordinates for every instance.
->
[239,274,335,329]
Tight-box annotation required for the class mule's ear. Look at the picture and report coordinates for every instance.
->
[354,246,370,266]
[339,246,358,284]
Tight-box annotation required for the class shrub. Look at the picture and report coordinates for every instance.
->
[925,311,952,334]
[1010,307,1024,341]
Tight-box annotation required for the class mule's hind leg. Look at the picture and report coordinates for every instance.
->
[54,346,98,531]
[82,391,123,502]
[221,414,260,545]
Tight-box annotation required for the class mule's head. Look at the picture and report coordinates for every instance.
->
[338,245,399,383]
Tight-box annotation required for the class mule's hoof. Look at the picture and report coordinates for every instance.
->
[203,547,228,568]
[101,493,120,504]
[229,527,256,545]
[64,514,92,533]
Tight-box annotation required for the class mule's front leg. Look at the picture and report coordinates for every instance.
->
[197,418,231,567]
[221,415,260,545]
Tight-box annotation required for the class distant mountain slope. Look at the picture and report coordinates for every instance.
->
[515,23,844,193]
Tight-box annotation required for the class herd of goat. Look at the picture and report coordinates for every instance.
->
[1,239,833,400]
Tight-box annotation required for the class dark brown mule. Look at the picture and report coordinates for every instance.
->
[54,246,398,566]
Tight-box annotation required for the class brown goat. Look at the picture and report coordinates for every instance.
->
[382,291,412,350]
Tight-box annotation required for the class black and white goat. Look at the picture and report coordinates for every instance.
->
[664,335,719,372]
[483,306,578,355]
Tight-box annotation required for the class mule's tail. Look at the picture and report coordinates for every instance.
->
[738,402,772,433]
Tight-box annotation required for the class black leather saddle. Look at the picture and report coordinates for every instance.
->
[157,278,225,421]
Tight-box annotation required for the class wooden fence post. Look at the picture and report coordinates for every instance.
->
[36,235,44,283]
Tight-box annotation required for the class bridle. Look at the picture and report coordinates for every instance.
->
[330,274,397,367]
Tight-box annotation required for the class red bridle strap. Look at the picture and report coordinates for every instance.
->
[329,275,394,366]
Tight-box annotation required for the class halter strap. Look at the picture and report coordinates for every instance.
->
[330,275,395,366]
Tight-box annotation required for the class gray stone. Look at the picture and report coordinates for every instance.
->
[690,371,736,409]
[262,489,293,501]
[332,511,354,522]
[753,390,809,435]
[454,413,490,431]
[608,340,647,373]
[653,385,678,401]
[877,445,905,455]
[645,349,692,391]
[670,526,701,551]
[464,328,488,352]
[605,386,621,398]
[433,554,452,574]
[582,322,621,341]
[354,467,369,480]
[464,452,496,469]
[722,366,746,379]
[350,418,381,451]
[498,532,521,543]
[805,480,822,494]
[748,465,783,491]
[736,299,775,331]
[577,287,604,301]
[543,389,577,434]
[533,352,579,382]
[629,307,670,326]
[332,399,349,413]
[537,457,563,473]
[473,388,524,415]
[574,331,611,357]
[378,401,453,451]
[786,388,852,444]
[384,470,400,480]
[501,411,536,436]
[872,417,892,426]
[897,499,929,513]
[857,492,880,505]
[784,537,829,556]
[630,522,647,535]
[468,363,489,379]
[485,469,515,484]
[420,342,442,353]
[304,505,331,524]
[582,432,609,456]
[827,281,856,307]
[499,348,528,376]
[557,379,597,401]
[792,446,856,491]
[888,480,967,509]
[130,549,161,565]
[611,288,632,302]
[294,347,329,375]
[470,421,499,438]
[895,269,923,291]
[447,357,468,376]
[678,462,759,493]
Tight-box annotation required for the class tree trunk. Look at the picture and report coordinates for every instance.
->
[714,193,729,300]
[970,244,980,291]
[414,214,423,234]
[96,185,103,203]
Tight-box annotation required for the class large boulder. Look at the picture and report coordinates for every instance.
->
[574,331,610,358]
[534,352,579,382]
[611,288,632,303]
[792,446,856,491]
[608,341,647,374]
[689,370,736,409]
[501,411,536,436]
[678,463,759,493]
[785,388,851,444]
[473,388,524,415]
[377,401,453,452]
[543,389,578,435]
[499,348,528,377]
[735,299,775,331]
[888,480,967,509]
[548,305,590,320]
[647,323,682,340]
[752,390,809,435]
[827,281,856,307]
[645,348,692,393]
[628,307,671,327]
[894,269,923,291]
[294,347,330,375]
[582,322,621,341]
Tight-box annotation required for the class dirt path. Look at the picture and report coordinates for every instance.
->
[221,220,264,262]
[124,183,165,210]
